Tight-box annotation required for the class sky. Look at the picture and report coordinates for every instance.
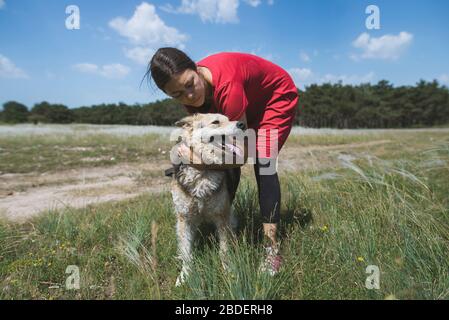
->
[1,0,449,109]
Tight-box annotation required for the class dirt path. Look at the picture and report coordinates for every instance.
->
[0,162,172,223]
[0,140,392,223]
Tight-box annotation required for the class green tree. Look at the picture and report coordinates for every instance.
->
[1,101,29,123]
[30,102,74,124]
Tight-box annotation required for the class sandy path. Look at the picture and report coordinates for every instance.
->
[0,140,392,223]
[0,162,170,194]
[0,162,172,223]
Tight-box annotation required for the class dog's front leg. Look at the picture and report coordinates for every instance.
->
[175,216,193,287]
[215,215,232,272]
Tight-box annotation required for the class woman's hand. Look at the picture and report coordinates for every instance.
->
[177,143,192,161]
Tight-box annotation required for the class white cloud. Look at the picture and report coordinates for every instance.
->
[160,0,274,23]
[288,68,313,85]
[74,63,98,74]
[0,0,5,9]
[243,0,261,7]
[351,31,413,60]
[110,2,188,47]
[73,63,130,79]
[299,51,310,63]
[289,67,375,88]
[124,46,156,66]
[109,2,188,65]
[319,72,375,85]
[439,74,449,85]
[160,0,240,24]
[0,54,29,79]
[101,64,130,79]
[216,0,240,23]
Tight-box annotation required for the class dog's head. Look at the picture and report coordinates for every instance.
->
[173,113,247,165]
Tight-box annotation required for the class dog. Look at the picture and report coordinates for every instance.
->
[168,113,247,286]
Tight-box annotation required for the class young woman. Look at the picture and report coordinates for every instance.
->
[145,47,299,275]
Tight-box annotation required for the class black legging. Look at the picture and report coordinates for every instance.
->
[229,158,280,224]
[254,158,280,224]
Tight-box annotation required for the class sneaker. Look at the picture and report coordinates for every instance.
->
[259,245,283,276]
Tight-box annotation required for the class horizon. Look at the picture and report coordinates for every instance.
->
[2,78,448,110]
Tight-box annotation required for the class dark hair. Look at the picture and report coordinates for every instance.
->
[142,47,197,92]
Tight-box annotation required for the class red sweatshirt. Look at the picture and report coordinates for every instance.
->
[185,52,299,156]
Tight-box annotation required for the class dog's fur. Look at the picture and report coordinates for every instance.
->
[170,113,244,286]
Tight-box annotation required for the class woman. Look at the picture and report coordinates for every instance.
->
[145,47,299,275]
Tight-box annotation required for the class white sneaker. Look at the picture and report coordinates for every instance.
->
[259,245,283,276]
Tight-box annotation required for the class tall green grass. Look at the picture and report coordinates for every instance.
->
[0,140,448,300]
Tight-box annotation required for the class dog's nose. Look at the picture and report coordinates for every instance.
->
[236,121,246,130]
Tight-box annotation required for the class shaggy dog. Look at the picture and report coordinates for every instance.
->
[168,113,247,286]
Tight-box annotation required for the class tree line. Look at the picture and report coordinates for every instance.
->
[0,99,189,127]
[295,79,449,128]
[1,80,448,128]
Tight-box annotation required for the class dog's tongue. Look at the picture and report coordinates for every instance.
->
[225,143,244,158]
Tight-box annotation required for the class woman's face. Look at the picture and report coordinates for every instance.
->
[164,68,206,107]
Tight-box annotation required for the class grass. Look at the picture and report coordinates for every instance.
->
[286,131,387,146]
[0,125,383,174]
[1,123,447,174]
[0,133,169,174]
[0,127,448,299]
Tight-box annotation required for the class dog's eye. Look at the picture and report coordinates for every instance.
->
[211,120,220,125]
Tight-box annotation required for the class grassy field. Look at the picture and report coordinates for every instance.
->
[0,125,448,300]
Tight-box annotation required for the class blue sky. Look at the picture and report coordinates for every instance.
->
[1,0,449,108]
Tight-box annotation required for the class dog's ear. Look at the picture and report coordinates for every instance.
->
[174,115,195,128]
